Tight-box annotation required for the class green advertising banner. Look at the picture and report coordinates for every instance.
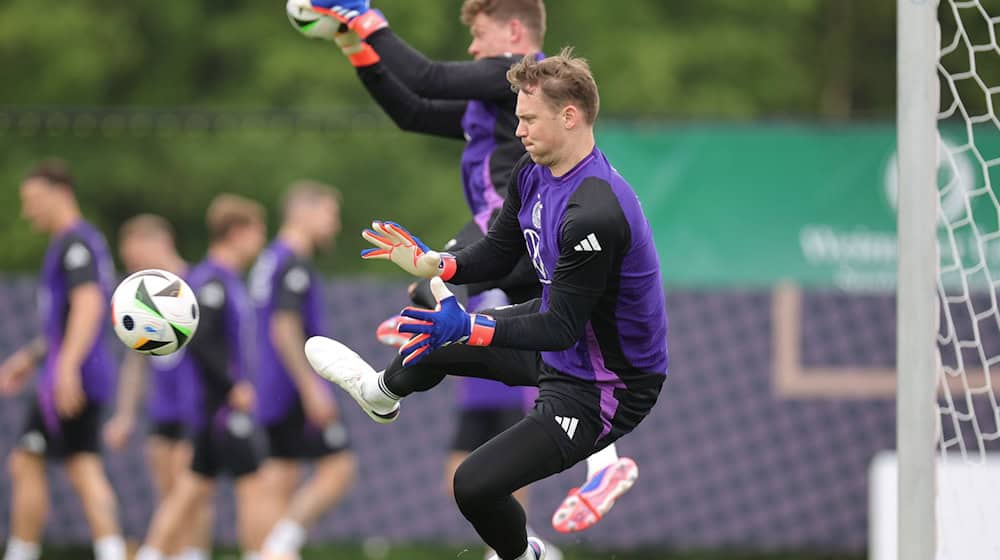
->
[599,122,1000,290]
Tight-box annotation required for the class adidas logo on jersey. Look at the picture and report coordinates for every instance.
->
[554,415,579,439]
[573,233,602,252]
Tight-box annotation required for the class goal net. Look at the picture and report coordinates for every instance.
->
[934,0,1000,557]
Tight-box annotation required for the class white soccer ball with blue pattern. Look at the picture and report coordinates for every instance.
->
[111,269,199,355]
[286,0,341,39]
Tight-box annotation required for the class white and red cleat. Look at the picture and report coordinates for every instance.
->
[551,457,638,533]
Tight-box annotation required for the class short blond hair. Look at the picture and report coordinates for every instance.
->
[460,0,546,46]
[119,214,175,245]
[206,194,265,241]
[507,47,600,125]
[281,180,342,219]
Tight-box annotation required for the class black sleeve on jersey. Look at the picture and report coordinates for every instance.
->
[367,29,517,100]
[186,281,234,398]
[356,63,468,139]
[61,239,100,291]
[449,156,532,285]
[490,178,631,350]
[274,264,310,313]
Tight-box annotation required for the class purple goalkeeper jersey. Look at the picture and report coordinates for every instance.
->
[36,220,116,428]
[248,239,330,424]
[459,52,547,234]
[516,147,669,381]
[179,258,256,429]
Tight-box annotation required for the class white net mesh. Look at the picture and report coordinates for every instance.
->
[935,1,1000,556]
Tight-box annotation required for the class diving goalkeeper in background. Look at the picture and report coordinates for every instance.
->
[293,0,636,534]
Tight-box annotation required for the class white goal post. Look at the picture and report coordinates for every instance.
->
[897,0,1000,558]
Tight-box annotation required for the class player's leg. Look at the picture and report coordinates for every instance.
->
[137,471,216,560]
[3,450,47,560]
[262,404,356,560]
[137,426,219,560]
[4,400,57,560]
[221,411,268,559]
[306,300,542,422]
[64,454,126,560]
[169,439,213,560]
[452,416,564,560]
[60,401,126,560]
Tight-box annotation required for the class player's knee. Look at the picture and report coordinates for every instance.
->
[452,459,496,512]
[8,449,42,481]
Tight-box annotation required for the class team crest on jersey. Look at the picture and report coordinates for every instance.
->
[531,199,543,229]
[523,228,550,283]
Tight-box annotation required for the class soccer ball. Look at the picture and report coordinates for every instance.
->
[111,269,199,355]
[286,0,341,39]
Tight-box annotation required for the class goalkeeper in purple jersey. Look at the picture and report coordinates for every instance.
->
[0,161,126,560]
[303,0,637,536]
[306,50,668,560]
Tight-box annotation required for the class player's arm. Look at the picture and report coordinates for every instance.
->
[366,30,517,100]
[356,62,468,139]
[398,179,628,358]
[186,282,234,398]
[0,337,45,395]
[269,266,332,410]
[361,157,530,282]
[489,180,629,350]
[104,351,147,450]
[54,242,105,415]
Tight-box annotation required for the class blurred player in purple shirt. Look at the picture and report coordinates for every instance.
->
[0,161,126,560]
[248,181,357,560]
[136,195,269,560]
[103,214,213,560]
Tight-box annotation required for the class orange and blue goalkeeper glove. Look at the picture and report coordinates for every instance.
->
[361,221,456,280]
[395,278,495,366]
[310,0,388,39]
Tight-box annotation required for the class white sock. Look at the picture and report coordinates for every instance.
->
[263,519,306,555]
[513,544,536,560]
[94,536,126,560]
[135,546,165,560]
[181,548,210,560]
[361,371,401,414]
[585,443,619,479]
[241,552,261,560]
[3,539,40,560]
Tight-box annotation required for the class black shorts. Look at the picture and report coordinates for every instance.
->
[529,371,663,468]
[150,420,185,442]
[265,400,350,460]
[450,408,525,453]
[189,411,262,479]
[17,397,103,459]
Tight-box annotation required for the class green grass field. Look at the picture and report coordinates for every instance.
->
[40,543,863,560]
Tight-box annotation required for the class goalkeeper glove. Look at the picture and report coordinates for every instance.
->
[311,0,388,39]
[361,221,457,279]
[396,278,496,366]
[333,27,380,67]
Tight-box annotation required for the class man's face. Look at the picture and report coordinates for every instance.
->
[467,13,515,60]
[233,221,266,265]
[120,234,172,273]
[310,196,342,250]
[20,178,58,232]
[515,88,565,168]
